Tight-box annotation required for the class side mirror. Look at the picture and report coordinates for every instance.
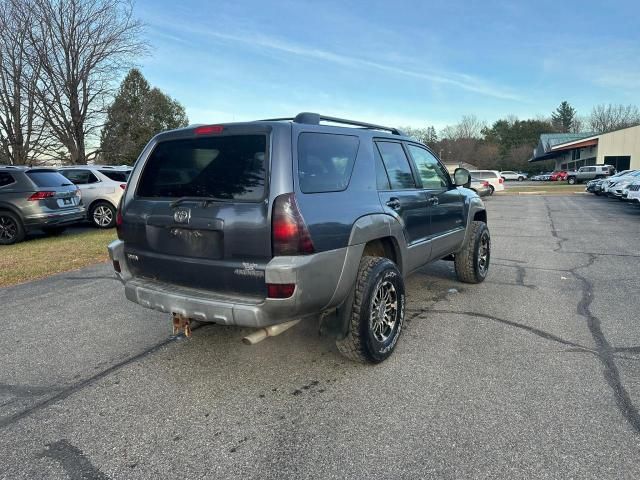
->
[453,167,471,187]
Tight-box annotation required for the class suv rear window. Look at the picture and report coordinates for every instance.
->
[26,170,73,187]
[99,170,130,182]
[137,135,267,201]
[298,133,359,193]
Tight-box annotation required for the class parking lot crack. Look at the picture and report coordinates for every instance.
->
[571,254,640,434]
[410,308,591,351]
[0,323,209,431]
[544,199,568,252]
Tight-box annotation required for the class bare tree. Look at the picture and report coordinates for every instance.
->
[588,104,640,134]
[0,0,51,165]
[28,0,146,164]
[440,115,486,140]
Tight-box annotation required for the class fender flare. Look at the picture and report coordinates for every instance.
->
[321,214,408,339]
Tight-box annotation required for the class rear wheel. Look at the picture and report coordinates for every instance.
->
[454,221,490,284]
[90,202,116,228]
[488,185,495,195]
[0,211,25,245]
[336,256,405,363]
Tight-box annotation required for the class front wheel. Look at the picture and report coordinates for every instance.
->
[336,256,406,363]
[518,176,525,182]
[567,177,577,185]
[454,221,490,284]
[90,202,116,228]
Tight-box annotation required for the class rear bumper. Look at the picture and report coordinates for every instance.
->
[24,207,86,229]
[108,239,361,328]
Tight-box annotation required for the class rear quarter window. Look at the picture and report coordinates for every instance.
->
[136,135,267,201]
[99,170,130,182]
[298,133,359,193]
[0,173,15,187]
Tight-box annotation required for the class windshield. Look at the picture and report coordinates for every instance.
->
[136,135,267,201]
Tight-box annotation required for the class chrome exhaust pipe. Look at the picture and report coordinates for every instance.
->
[242,319,301,345]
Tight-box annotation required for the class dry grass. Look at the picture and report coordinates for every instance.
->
[0,229,117,287]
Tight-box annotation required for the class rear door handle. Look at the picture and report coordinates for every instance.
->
[386,198,401,210]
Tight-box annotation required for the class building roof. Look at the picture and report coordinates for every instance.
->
[530,132,596,163]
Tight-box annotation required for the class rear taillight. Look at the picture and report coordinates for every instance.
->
[272,193,314,256]
[267,283,296,298]
[28,191,55,201]
[119,183,126,190]
[499,177,504,184]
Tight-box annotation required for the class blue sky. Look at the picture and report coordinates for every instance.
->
[136,0,640,130]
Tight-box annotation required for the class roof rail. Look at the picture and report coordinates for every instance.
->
[260,112,405,135]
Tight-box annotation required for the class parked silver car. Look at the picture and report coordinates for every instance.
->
[0,166,84,244]
[58,166,131,228]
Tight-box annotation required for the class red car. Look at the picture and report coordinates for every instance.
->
[549,171,568,181]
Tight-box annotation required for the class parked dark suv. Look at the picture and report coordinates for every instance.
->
[109,113,490,363]
[0,166,84,245]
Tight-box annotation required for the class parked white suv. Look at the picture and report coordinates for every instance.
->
[624,179,640,203]
[58,166,131,228]
[500,171,527,181]
[469,170,504,194]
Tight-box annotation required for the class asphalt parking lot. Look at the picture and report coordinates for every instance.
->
[1,195,639,479]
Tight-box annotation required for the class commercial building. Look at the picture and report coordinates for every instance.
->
[529,124,640,172]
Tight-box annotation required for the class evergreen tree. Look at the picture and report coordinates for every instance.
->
[551,101,577,133]
[100,69,188,165]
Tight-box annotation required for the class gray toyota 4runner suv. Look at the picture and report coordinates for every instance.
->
[109,113,490,363]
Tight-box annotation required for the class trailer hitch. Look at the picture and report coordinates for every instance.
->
[172,313,192,338]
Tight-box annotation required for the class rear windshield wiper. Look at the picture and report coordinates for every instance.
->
[169,196,233,208]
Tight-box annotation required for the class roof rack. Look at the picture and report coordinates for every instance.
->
[260,112,405,136]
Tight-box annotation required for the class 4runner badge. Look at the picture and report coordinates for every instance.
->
[173,208,191,224]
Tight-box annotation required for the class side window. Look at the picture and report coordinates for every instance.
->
[0,173,15,187]
[374,146,390,190]
[298,133,359,193]
[375,142,416,189]
[87,172,100,184]
[61,170,90,185]
[407,145,449,189]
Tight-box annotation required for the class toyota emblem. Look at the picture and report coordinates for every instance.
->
[173,208,191,224]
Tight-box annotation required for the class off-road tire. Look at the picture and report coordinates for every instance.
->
[0,211,25,245]
[336,256,405,364]
[454,221,490,284]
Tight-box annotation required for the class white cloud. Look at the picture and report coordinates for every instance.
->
[146,16,523,102]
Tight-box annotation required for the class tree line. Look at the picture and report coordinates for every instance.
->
[0,0,187,166]
[403,102,640,174]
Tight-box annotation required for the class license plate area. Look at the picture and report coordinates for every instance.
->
[56,197,75,207]
[146,225,223,259]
